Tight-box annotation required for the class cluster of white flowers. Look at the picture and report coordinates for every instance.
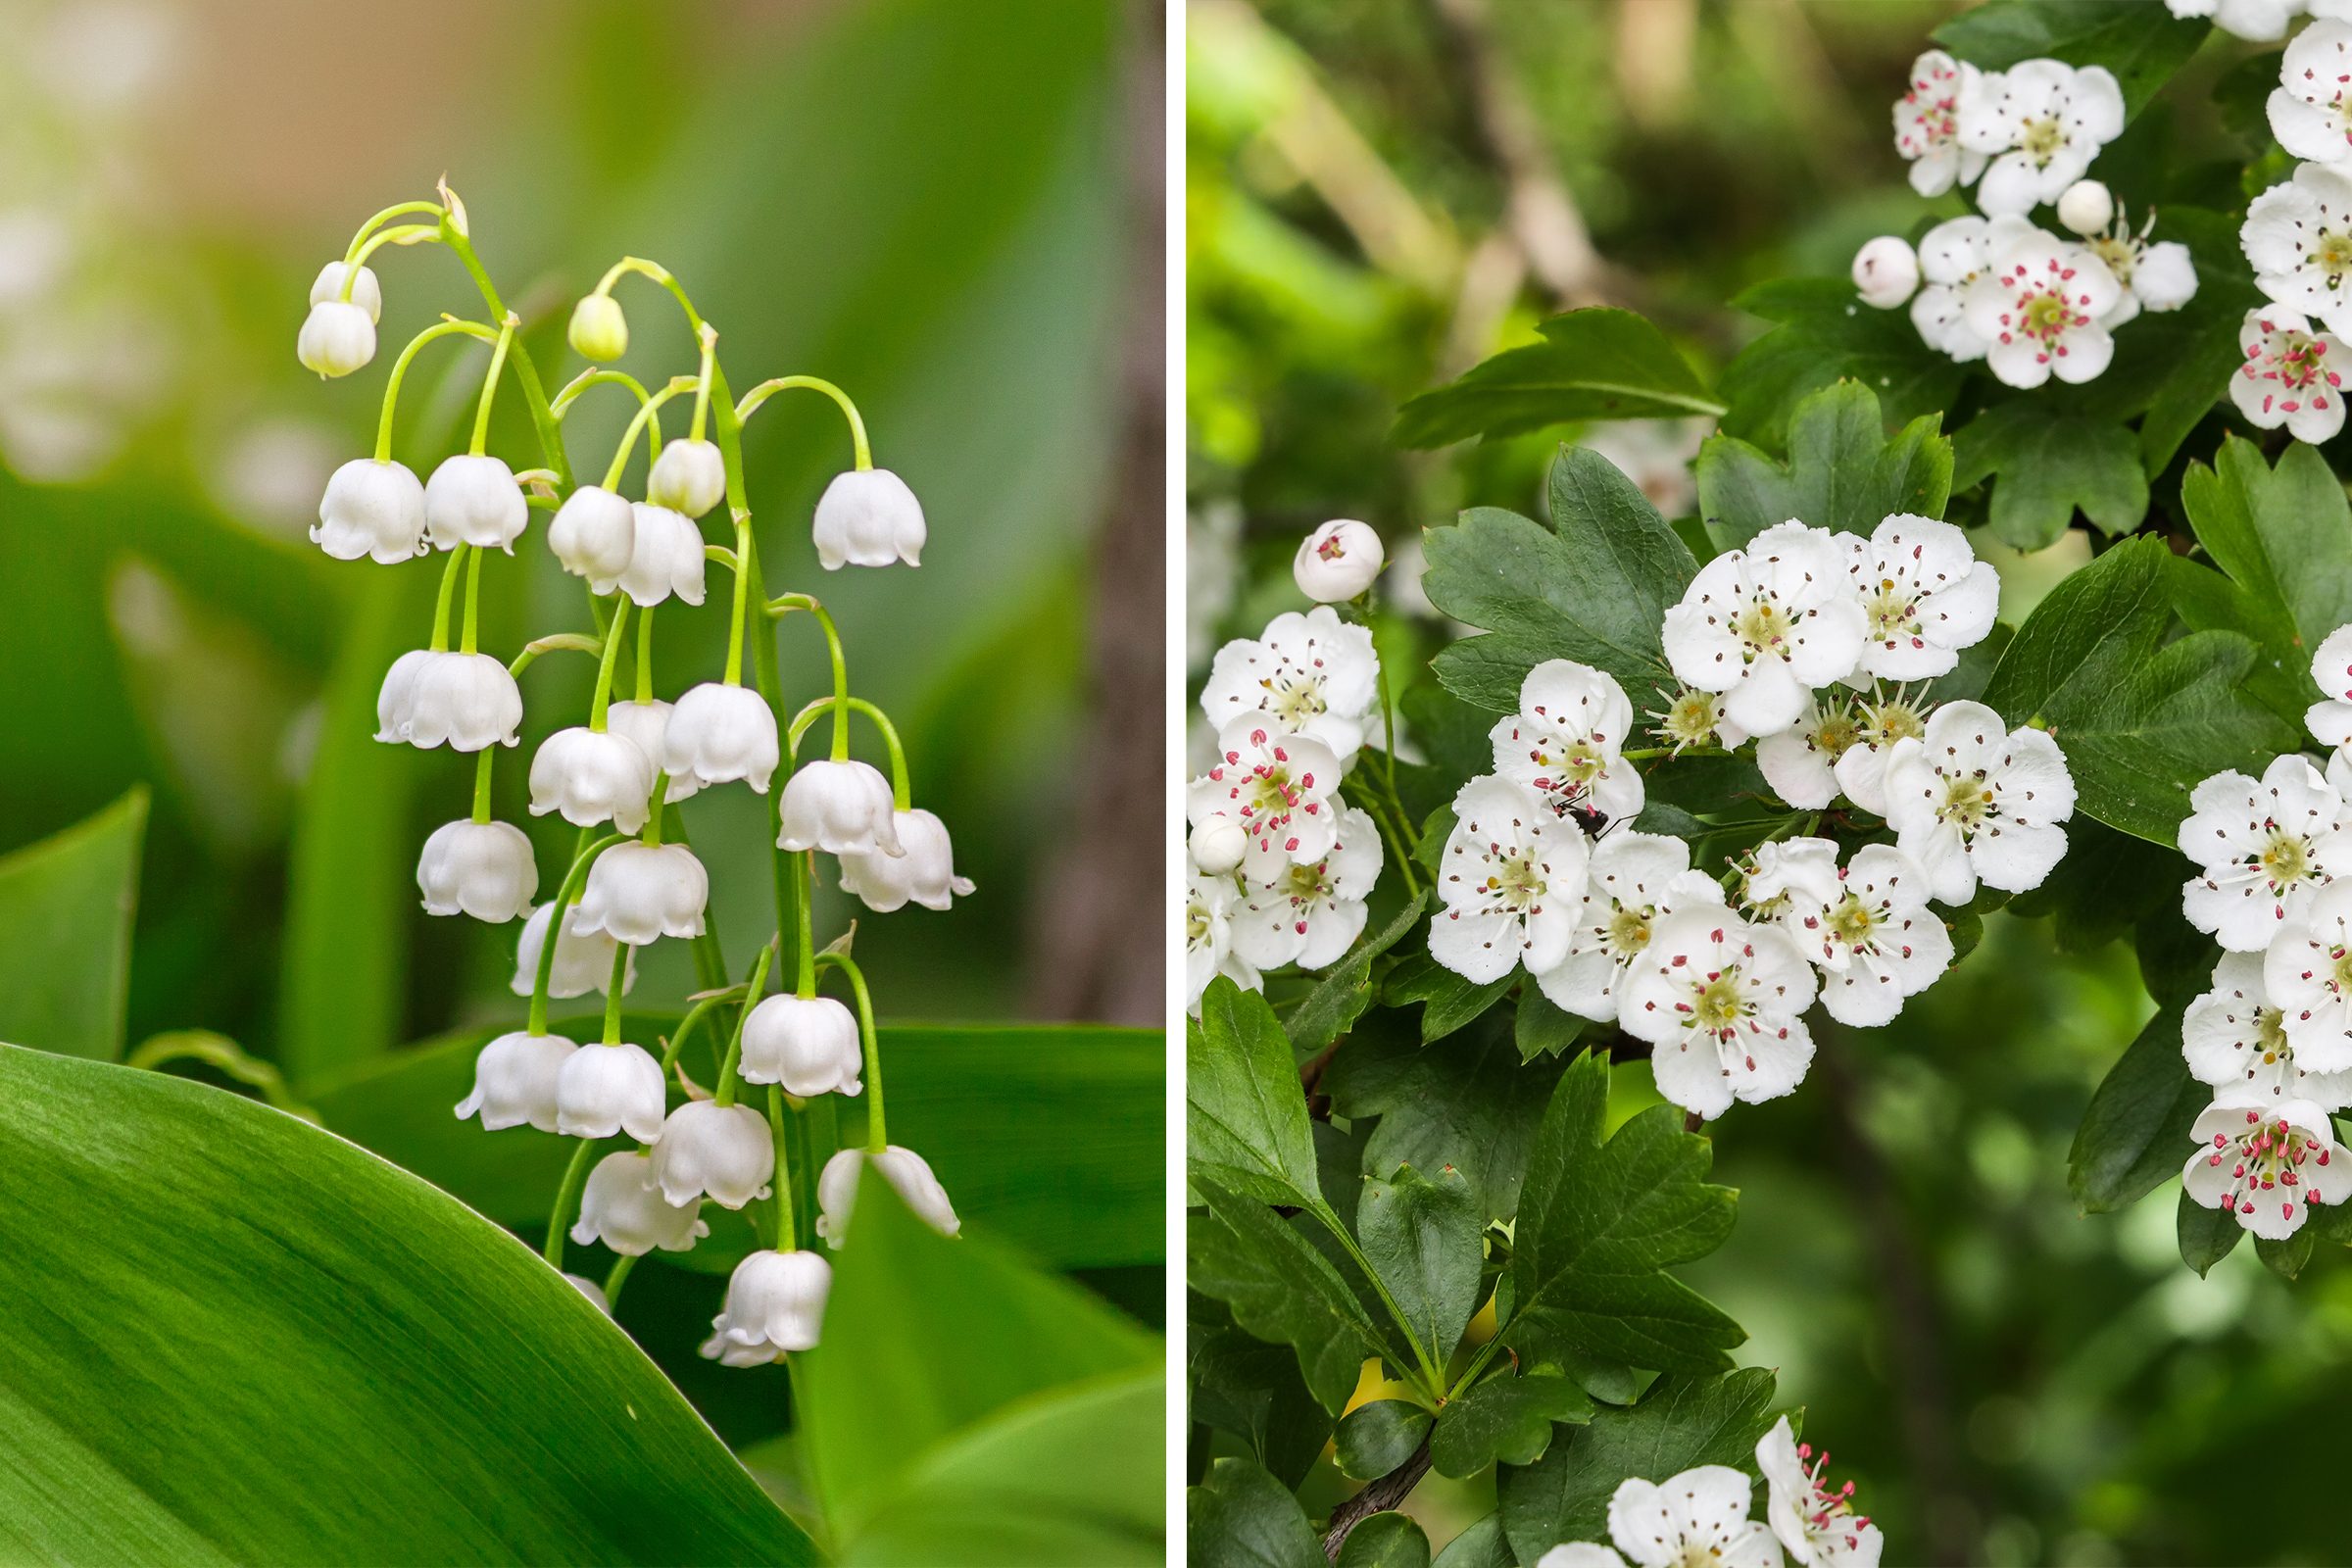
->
[1534,1417,1883,1568]
[2170,0,2352,43]
[1858,51,2196,389]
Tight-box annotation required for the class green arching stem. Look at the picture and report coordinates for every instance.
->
[428,544,470,652]
[642,777,669,845]
[769,595,853,761]
[787,849,815,998]
[635,605,655,705]
[596,256,706,335]
[543,1136,600,1270]
[734,375,872,470]
[347,221,439,276]
[459,547,484,655]
[507,632,605,679]
[766,1086,799,1252]
[602,1253,636,1308]
[600,944,630,1046]
[587,597,633,733]
[375,318,499,464]
[467,315,517,457]
[712,941,777,1109]
[550,367,657,419]
[343,199,445,270]
[439,211,573,490]
[689,322,717,443]
[814,951,886,1152]
[527,832,630,1037]
[470,749,494,825]
[601,379,695,491]
[659,987,745,1079]
[787,696,908,809]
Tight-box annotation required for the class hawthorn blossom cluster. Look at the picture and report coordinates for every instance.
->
[1855,50,2196,389]
[301,185,968,1366]
[2170,0,2352,42]
[1533,1417,1883,1568]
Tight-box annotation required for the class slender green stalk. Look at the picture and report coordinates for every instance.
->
[375,318,498,463]
[815,952,886,1151]
[767,1085,799,1252]
[342,199,445,269]
[787,849,815,998]
[660,988,744,1078]
[470,749,494,824]
[602,1253,637,1308]
[635,607,655,705]
[587,597,633,732]
[467,314,516,456]
[600,944,630,1046]
[734,374,872,469]
[428,544,469,652]
[713,942,777,1108]
[459,546,484,655]
[527,832,629,1037]
[544,1136,600,1269]
[770,596,853,761]
[601,378,695,491]
[441,215,573,489]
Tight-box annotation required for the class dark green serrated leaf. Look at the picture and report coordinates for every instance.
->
[1191,978,1324,1208]
[0,787,145,1062]
[2167,556,2311,729]
[1383,953,1515,1043]
[2138,902,2223,1013]
[1945,905,1986,967]
[1189,1456,1323,1568]
[1952,405,2148,550]
[1191,1180,1389,1414]
[2069,1004,2199,1212]
[1393,309,1723,449]
[2178,1187,2245,1275]
[1516,989,1589,1062]
[1288,893,1431,1055]
[2136,210,2267,472]
[1337,1512,1433,1568]
[1933,0,2206,118]
[1430,1514,1516,1568]
[1428,1372,1595,1479]
[1359,1164,1486,1365]
[1192,1308,1335,1490]
[2181,436,2352,694]
[2256,1228,2316,1281]
[1717,280,1968,449]
[1696,381,1951,551]
[1336,1400,1435,1482]
[1327,1019,1572,1224]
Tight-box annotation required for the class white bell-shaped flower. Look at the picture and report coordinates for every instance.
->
[309,260,382,319]
[528,726,655,834]
[663,682,779,793]
[816,1145,960,1245]
[391,651,522,752]
[702,1249,832,1365]
[555,1040,667,1142]
[453,1029,575,1133]
[547,485,637,590]
[573,841,709,945]
[648,437,725,518]
[839,808,974,912]
[649,1100,773,1209]
[604,699,698,804]
[618,502,708,608]
[314,458,427,564]
[1189,815,1247,874]
[570,1149,708,1255]
[416,818,537,922]
[777,759,904,857]
[740,993,864,1097]
[511,902,635,1000]
[812,467,926,569]
[1293,518,1383,602]
[297,299,374,377]
[374,649,432,742]
[423,454,529,553]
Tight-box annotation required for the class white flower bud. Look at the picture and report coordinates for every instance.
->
[416,818,538,922]
[839,808,974,912]
[570,1148,707,1255]
[701,1249,831,1365]
[648,437,725,518]
[313,458,426,564]
[567,293,628,362]
[816,1145,960,1246]
[555,1040,668,1142]
[1189,814,1247,875]
[739,993,864,1097]
[373,649,432,742]
[528,726,654,834]
[811,467,926,570]
[453,1028,575,1132]
[2058,178,2114,237]
[618,502,708,608]
[297,300,375,377]
[511,902,635,1000]
[649,1100,773,1209]
[1850,236,1920,309]
[309,261,382,322]
[564,1273,611,1314]
[573,840,709,945]
[605,699,699,803]
[1294,519,1383,602]
[776,759,903,857]
[662,681,779,793]
[547,485,637,589]
[423,454,529,553]
[393,651,522,752]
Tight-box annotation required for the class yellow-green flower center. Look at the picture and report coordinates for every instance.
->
[1691,971,1745,1032]
[2261,830,2311,887]
[1941,773,1994,827]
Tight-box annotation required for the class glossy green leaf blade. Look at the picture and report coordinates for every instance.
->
[1327,1020,1572,1226]
[2181,436,2352,690]
[1358,1164,1485,1365]
[1428,1371,1594,1479]
[2069,1005,2198,1213]
[0,787,145,1061]
[1192,1300,1336,1489]
[0,1042,811,1566]
[1392,309,1723,449]
[1190,1178,1390,1413]
[1337,1512,1432,1568]
[1950,406,2148,551]
[1335,1400,1434,1482]
[1188,1455,1324,1568]
[1696,381,1951,551]
[1716,280,1966,449]
[2177,1186,2245,1276]
[1934,0,2206,119]
[1190,976,1325,1208]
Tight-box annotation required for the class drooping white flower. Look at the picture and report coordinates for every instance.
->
[2272,22,2352,165]
[1779,843,1954,1028]
[313,457,426,564]
[604,699,698,804]
[574,841,709,945]
[2181,1093,2350,1240]
[1200,607,1380,765]
[647,437,725,519]
[1909,214,2034,362]
[1757,1417,1884,1568]
[777,759,904,857]
[702,1249,831,1365]
[2081,214,2197,328]
[812,467,927,569]
[1850,236,1918,310]
[1294,519,1384,602]
[416,818,537,922]
[512,902,634,999]
[386,651,522,752]
[1534,830,1725,1023]
[568,292,628,362]
[1958,60,2125,217]
[1756,693,1862,810]
[2186,952,2352,1110]
[2311,624,2352,748]
[1844,514,1999,683]
[529,726,655,834]
[1233,806,1383,972]
[839,808,975,913]
[1619,907,1818,1120]
[555,1040,668,1142]
[296,299,373,377]
[1660,520,1868,737]
[1188,864,1260,1011]
[422,454,529,553]
[1962,228,2122,389]
[2166,0,2303,43]
[618,502,708,608]
[571,1149,708,1255]
[1186,716,1345,881]
[2232,307,2350,443]
[1606,1466,1785,1568]
[1891,49,1985,197]
[453,1028,575,1132]
[2243,161,2352,340]
[374,649,432,743]
[1430,776,1589,984]
[1189,814,1247,875]
[1491,659,1645,825]
[2178,754,2352,951]
[1831,686,1935,817]
[308,260,382,321]
[662,681,779,793]
[2057,179,2114,237]
[2263,875,2352,1071]
[1881,701,2075,904]
[547,485,637,590]
[740,992,864,1097]
[816,1145,960,1245]
[649,1100,773,1209]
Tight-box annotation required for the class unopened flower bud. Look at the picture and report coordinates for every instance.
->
[555,1040,668,1142]
[314,457,427,564]
[511,902,635,1000]
[571,1148,707,1254]
[548,485,637,589]
[309,261,382,322]
[839,808,974,912]
[618,502,708,608]
[812,467,926,570]
[1190,814,1247,875]
[574,840,709,946]
[648,437,725,518]
[662,681,780,793]
[568,292,628,362]
[417,818,538,922]
[776,759,903,857]
[528,726,655,834]
[649,1100,773,1209]
[423,454,529,553]
[2057,178,2114,237]
[454,1028,576,1132]
[702,1249,831,1364]
[1294,519,1383,602]
[297,300,375,378]
[1850,236,1919,310]
[816,1145,959,1246]
[740,993,864,1097]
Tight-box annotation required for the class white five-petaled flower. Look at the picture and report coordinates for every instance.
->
[2178,754,2352,951]
[554,1039,668,1143]
[1200,607,1380,765]
[1844,514,1999,682]
[662,681,779,793]
[1430,775,1589,984]
[1962,227,2122,389]
[1661,520,1868,737]
[2079,213,2198,329]
[1534,830,1725,1024]
[2186,953,2352,1110]
[1777,841,1954,1028]
[703,1249,832,1366]
[314,458,427,564]
[649,1100,774,1209]
[1757,1417,1884,1568]
[840,808,977,913]
[422,454,529,553]
[1909,214,2034,362]
[1293,518,1384,602]
[740,993,864,1097]
[1831,686,1934,817]
[571,1149,708,1255]
[1606,1465,1785,1568]
[1491,659,1646,825]
[416,818,538,922]
[454,1029,575,1133]
[603,699,698,804]
[618,502,708,608]
[647,437,725,519]
[2263,875,2352,1071]
[1186,716,1344,881]
[547,485,637,590]
[2243,160,2352,341]
[2273,22,2352,165]
[812,467,927,569]
[2167,0,2308,43]
[815,1145,960,1245]
[2182,1093,2350,1240]
[511,902,634,1001]
[376,650,522,752]
[2311,624,2352,748]
[1881,701,2075,904]
[1891,49,1985,197]
[574,840,709,946]
[1756,692,1862,810]
[2232,307,2350,443]
[529,726,655,835]
[1957,60,2125,217]
[1188,864,1259,1011]
[777,759,905,858]
[1618,907,1818,1120]
[1233,806,1383,972]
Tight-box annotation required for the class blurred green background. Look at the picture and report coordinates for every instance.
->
[1188,2,2350,1564]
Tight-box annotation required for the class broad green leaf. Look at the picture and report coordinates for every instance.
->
[1392,309,1723,449]
[2255,1229,2316,1282]
[1981,535,2297,844]
[1428,1372,1594,1479]
[2177,1187,2245,1276]
[1337,1512,1432,1568]
[1358,1164,1485,1364]
[1515,989,1588,1062]
[1336,1399,1434,1481]
[1716,280,1968,450]
[1286,892,1431,1055]
[1506,1053,1743,1373]
[1191,1178,1389,1413]
[1431,1514,1516,1568]
[2069,1005,2198,1213]
[2167,556,2310,729]
[0,788,145,1061]
[1695,381,1951,551]
[0,1043,812,1565]
[1192,1303,1335,1489]
[1951,405,2147,550]
[2181,436,2352,691]
[1934,0,2206,119]
[1188,1456,1323,1568]
[1497,1369,1780,1563]
[1382,953,1514,1043]
[1191,977,1324,1208]
[1327,1018,1573,1224]
[2133,210,2268,472]
[2137,902,2223,1013]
